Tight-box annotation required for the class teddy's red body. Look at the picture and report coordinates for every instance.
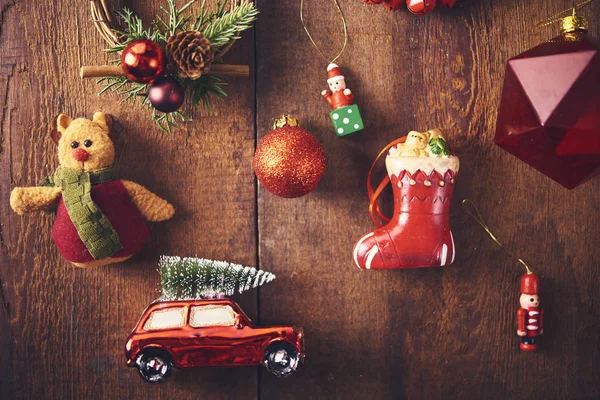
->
[52,180,150,263]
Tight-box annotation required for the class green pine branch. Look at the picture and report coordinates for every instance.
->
[157,0,196,37]
[201,2,258,49]
[159,256,276,299]
[96,0,258,132]
[192,0,228,32]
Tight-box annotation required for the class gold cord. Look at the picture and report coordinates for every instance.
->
[300,0,348,64]
[537,0,593,27]
[462,199,533,274]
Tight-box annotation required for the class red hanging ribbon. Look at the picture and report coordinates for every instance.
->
[367,137,406,227]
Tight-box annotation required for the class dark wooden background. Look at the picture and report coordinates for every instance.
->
[1,0,599,398]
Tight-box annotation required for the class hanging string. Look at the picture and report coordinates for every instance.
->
[300,0,348,64]
[462,199,533,275]
[537,0,594,27]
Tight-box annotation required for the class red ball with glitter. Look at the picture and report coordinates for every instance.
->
[254,116,326,198]
[121,39,166,84]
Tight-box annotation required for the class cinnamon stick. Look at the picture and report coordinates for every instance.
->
[80,64,250,78]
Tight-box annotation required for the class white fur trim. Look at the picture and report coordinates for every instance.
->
[327,75,344,83]
[440,244,448,266]
[386,155,460,176]
[365,246,378,270]
[354,232,374,268]
[450,232,456,264]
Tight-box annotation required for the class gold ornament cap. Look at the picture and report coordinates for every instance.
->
[561,10,588,33]
[273,115,300,129]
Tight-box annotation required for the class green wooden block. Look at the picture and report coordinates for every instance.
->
[330,104,364,137]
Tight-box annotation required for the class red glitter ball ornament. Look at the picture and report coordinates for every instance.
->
[121,39,166,84]
[254,116,326,198]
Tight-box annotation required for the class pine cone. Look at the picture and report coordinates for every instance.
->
[166,31,215,79]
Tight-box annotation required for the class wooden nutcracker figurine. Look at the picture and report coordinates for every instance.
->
[517,273,544,352]
[321,63,364,137]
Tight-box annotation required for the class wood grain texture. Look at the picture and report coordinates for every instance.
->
[1,0,256,399]
[0,0,599,399]
[256,0,600,399]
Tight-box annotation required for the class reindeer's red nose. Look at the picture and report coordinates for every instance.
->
[72,148,89,162]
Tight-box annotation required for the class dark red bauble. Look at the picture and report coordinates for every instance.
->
[383,0,405,11]
[254,118,326,198]
[148,77,185,113]
[121,39,166,84]
[406,0,436,15]
[439,0,456,7]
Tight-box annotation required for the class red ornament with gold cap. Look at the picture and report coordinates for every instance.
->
[517,273,544,352]
[495,7,600,189]
[120,39,166,84]
[254,116,326,198]
[353,129,459,269]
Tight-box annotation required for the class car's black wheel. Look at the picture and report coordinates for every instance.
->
[263,341,300,378]
[135,349,173,383]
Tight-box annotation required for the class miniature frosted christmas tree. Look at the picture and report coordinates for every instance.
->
[159,256,276,299]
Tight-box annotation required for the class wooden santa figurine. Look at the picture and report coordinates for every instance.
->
[321,63,364,136]
[517,273,544,352]
[321,63,354,110]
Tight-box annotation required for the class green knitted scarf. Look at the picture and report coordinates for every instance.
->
[41,166,122,260]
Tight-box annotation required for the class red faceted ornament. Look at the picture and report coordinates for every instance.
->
[121,39,166,84]
[148,77,185,113]
[495,23,600,189]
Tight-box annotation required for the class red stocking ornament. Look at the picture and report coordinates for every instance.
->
[353,130,459,269]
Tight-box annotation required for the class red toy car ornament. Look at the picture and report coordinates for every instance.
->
[126,298,305,383]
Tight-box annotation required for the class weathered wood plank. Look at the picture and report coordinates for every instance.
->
[1,0,257,398]
[2,0,600,398]
[256,0,600,399]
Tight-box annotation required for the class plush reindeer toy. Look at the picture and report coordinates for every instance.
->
[10,112,174,268]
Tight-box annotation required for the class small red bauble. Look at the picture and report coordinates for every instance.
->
[439,0,456,8]
[254,116,326,198]
[383,0,405,11]
[148,77,185,113]
[406,0,436,15]
[121,39,166,84]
